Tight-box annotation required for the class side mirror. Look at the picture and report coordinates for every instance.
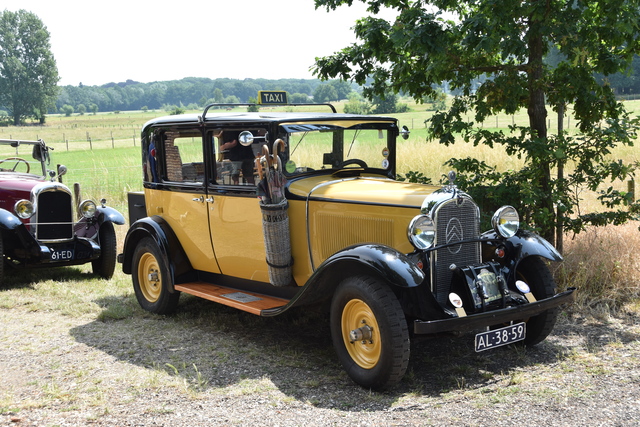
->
[58,164,67,177]
[400,125,410,140]
[238,131,254,146]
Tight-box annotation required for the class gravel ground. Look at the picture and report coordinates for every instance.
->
[1,303,639,426]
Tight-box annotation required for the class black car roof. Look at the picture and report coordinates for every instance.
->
[143,111,397,129]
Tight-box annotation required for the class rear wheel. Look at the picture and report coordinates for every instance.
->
[132,237,180,314]
[517,256,559,346]
[0,237,4,287]
[92,221,117,279]
[330,275,410,390]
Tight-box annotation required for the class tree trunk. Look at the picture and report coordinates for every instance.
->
[527,15,554,245]
[556,105,564,255]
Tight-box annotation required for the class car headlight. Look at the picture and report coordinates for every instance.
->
[408,214,436,250]
[492,205,519,238]
[14,200,35,219]
[79,200,97,218]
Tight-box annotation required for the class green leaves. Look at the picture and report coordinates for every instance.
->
[315,0,640,246]
[0,10,59,125]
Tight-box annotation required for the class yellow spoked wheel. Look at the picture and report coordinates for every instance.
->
[137,252,162,303]
[341,298,382,369]
[132,237,180,314]
[330,275,410,390]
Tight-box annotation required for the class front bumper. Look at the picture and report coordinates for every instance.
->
[413,288,576,335]
[38,238,101,265]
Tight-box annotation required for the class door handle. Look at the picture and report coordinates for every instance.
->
[205,197,214,203]
[192,196,204,202]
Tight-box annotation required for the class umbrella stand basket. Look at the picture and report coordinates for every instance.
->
[260,199,293,286]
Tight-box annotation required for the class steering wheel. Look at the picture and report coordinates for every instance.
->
[339,159,368,168]
[0,157,30,173]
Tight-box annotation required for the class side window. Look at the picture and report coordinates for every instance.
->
[162,130,204,183]
[212,129,261,186]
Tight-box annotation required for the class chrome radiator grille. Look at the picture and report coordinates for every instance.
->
[431,197,481,305]
[35,190,74,240]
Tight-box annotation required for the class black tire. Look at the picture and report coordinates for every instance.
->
[330,275,410,390]
[132,237,180,314]
[0,237,4,287]
[517,256,559,346]
[92,221,117,279]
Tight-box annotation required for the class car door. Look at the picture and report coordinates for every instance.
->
[205,127,270,282]
[145,126,221,273]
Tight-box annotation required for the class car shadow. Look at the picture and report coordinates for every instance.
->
[1,265,96,289]
[70,297,638,412]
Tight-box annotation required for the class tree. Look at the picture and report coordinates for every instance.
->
[314,0,640,248]
[290,92,310,103]
[313,83,339,103]
[61,104,74,117]
[343,93,371,114]
[328,80,353,100]
[0,10,59,125]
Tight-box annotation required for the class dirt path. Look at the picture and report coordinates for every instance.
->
[1,306,639,426]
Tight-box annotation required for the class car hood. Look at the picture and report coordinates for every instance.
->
[287,175,441,208]
[0,174,44,193]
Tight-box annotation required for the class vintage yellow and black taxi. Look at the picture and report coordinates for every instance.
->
[119,95,575,389]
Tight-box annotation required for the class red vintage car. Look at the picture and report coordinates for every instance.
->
[0,138,124,282]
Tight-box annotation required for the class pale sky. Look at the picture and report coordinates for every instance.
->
[2,0,393,87]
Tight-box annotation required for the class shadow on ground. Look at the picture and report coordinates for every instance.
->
[69,294,638,412]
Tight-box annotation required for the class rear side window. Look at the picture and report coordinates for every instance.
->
[159,130,204,184]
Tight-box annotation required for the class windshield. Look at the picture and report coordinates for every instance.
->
[0,140,47,176]
[280,124,395,177]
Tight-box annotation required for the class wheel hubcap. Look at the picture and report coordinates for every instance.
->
[138,253,161,303]
[341,299,381,369]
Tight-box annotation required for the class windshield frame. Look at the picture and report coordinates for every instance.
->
[0,139,49,177]
[278,120,398,179]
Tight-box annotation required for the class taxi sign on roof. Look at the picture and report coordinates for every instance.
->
[258,90,288,105]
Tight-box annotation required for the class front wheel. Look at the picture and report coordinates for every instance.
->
[517,256,559,346]
[132,237,180,314]
[330,275,410,390]
[92,221,117,279]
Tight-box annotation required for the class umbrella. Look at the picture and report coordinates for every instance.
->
[266,139,287,205]
[256,145,272,204]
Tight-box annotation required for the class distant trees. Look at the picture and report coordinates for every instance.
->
[313,84,338,103]
[289,93,310,103]
[61,104,74,117]
[343,93,371,114]
[0,10,59,124]
[54,77,350,113]
[370,92,409,114]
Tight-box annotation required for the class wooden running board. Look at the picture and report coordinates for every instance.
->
[174,282,290,316]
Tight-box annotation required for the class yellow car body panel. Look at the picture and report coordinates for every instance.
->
[288,176,440,282]
[145,188,221,274]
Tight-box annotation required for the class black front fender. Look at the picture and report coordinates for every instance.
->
[97,206,125,225]
[0,208,23,230]
[264,244,425,314]
[120,216,191,287]
[483,229,562,264]
[316,244,425,288]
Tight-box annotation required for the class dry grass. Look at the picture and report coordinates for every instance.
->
[554,221,640,313]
